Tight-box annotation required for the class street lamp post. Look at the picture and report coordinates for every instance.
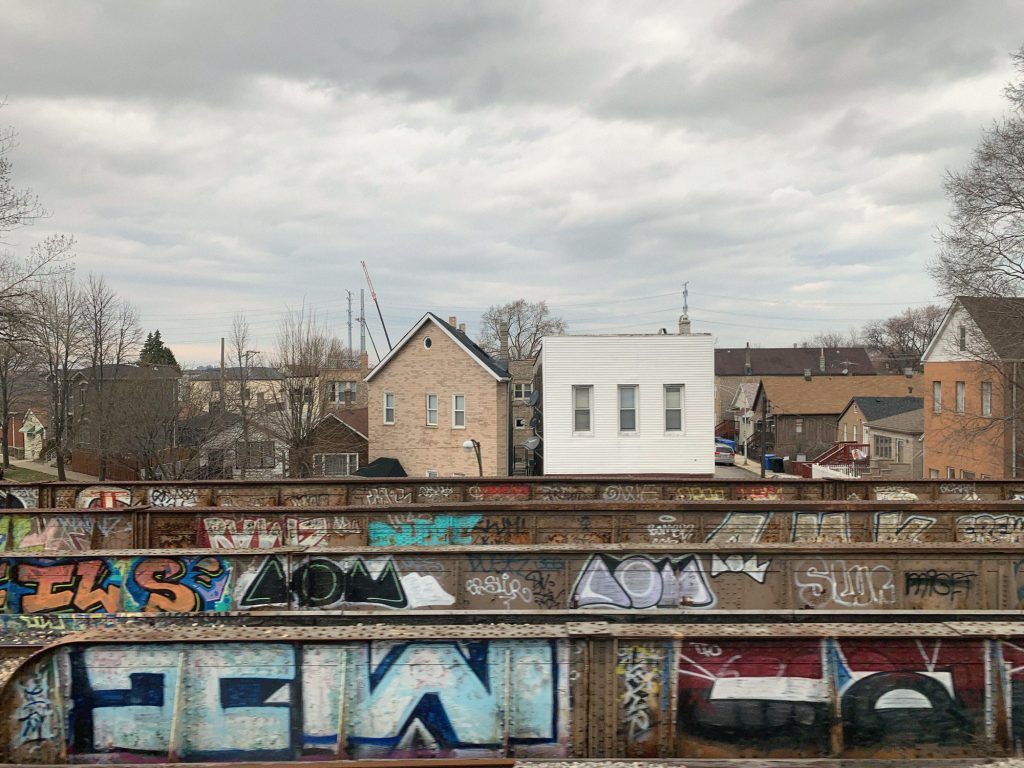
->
[462,438,483,477]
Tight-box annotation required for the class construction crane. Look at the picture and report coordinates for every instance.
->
[361,260,392,352]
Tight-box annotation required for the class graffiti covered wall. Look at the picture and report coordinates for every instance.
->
[3,633,1017,762]
[0,550,1010,615]
[4,639,569,763]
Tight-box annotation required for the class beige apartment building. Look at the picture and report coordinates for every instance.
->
[366,313,511,476]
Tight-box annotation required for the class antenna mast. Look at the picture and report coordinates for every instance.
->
[361,260,392,351]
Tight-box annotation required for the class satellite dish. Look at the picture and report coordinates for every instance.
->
[529,414,540,429]
[528,390,540,406]
[524,436,541,451]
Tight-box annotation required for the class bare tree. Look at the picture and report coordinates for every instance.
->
[228,313,258,480]
[0,115,45,238]
[478,299,567,359]
[80,274,142,480]
[801,328,863,348]
[861,305,945,371]
[265,304,341,477]
[0,340,34,467]
[932,48,1024,300]
[29,245,83,480]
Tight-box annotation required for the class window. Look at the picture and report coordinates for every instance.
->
[795,418,803,434]
[514,417,526,428]
[932,381,942,413]
[328,381,357,404]
[947,466,955,479]
[573,386,592,432]
[383,392,395,424]
[982,381,992,417]
[955,381,965,413]
[664,385,683,431]
[425,469,439,477]
[513,383,533,400]
[895,439,905,464]
[256,392,264,409]
[852,423,858,442]
[313,452,359,477]
[874,435,893,459]
[929,468,939,479]
[236,440,275,469]
[961,470,976,480]
[289,386,313,410]
[426,393,438,426]
[452,394,465,428]
[619,385,637,432]
[843,423,848,441]
[959,324,967,351]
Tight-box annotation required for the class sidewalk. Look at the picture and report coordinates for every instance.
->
[8,458,99,483]
[733,452,800,479]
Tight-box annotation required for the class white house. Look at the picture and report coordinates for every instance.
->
[537,323,715,475]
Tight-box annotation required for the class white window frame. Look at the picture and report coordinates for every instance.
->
[874,435,893,459]
[426,393,438,426]
[929,468,939,479]
[982,381,992,417]
[313,452,359,477]
[618,385,638,433]
[452,394,465,428]
[572,385,593,434]
[513,383,533,400]
[664,384,683,432]
[383,392,395,424]
[955,380,965,414]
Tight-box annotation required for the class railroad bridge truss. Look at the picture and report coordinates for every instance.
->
[3,476,1024,762]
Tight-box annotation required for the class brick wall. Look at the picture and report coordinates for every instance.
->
[923,360,1009,479]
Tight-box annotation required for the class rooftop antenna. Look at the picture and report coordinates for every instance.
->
[678,281,691,335]
[361,260,392,351]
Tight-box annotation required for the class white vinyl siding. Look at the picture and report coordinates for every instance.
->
[541,334,714,474]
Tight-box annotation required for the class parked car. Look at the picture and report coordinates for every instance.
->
[714,442,735,465]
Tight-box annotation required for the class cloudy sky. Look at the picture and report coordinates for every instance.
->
[2,1,1023,365]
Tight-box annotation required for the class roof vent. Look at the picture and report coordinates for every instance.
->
[658,328,667,335]
[803,369,812,381]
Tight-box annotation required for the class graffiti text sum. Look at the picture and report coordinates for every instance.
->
[795,558,895,609]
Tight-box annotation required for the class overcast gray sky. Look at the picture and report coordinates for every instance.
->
[3,1,1023,364]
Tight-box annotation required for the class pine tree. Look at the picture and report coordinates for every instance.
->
[139,329,179,368]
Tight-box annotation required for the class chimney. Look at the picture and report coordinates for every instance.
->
[743,342,752,376]
[360,351,369,372]
[818,348,826,373]
[448,316,457,326]
[498,321,510,363]
[459,323,466,333]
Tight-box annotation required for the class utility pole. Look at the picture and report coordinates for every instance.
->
[360,289,366,356]
[346,291,354,356]
[760,384,769,479]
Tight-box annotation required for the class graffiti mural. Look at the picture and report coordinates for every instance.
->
[570,554,714,609]
[957,513,1024,543]
[616,644,670,755]
[75,487,130,509]
[794,558,896,609]
[0,514,132,551]
[1,558,124,613]
[4,640,567,763]
[368,514,482,547]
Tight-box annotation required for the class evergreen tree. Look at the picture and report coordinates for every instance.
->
[139,329,179,367]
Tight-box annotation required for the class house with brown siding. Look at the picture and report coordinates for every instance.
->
[921,296,1024,479]
[752,373,922,462]
[366,313,510,477]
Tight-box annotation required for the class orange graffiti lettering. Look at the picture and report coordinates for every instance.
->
[132,558,198,612]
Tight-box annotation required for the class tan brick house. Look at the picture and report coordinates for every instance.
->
[366,313,511,476]
[921,296,1024,479]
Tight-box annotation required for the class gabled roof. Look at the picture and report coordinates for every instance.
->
[73,363,180,381]
[845,396,924,422]
[730,381,759,410]
[315,410,369,441]
[716,346,876,376]
[365,312,510,382]
[188,366,285,381]
[754,374,922,416]
[866,408,924,436]
[923,296,1024,362]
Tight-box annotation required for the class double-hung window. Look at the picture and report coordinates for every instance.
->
[665,385,683,431]
[955,381,966,413]
[573,386,592,432]
[874,435,893,459]
[932,381,942,413]
[383,392,395,424]
[619,385,637,432]
[982,381,993,416]
[452,394,465,427]
[426,393,438,426]
[513,383,533,400]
